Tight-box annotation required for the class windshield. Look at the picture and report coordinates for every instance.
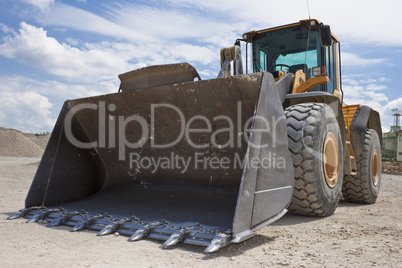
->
[252,25,322,78]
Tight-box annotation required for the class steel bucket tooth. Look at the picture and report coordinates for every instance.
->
[204,233,231,253]
[183,230,216,246]
[7,207,40,220]
[128,221,165,242]
[70,221,85,232]
[162,226,201,248]
[46,211,81,227]
[97,218,130,236]
[70,214,105,232]
[128,228,148,242]
[25,208,61,223]
[46,218,60,227]
[147,226,177,241]
[24,209,43,223]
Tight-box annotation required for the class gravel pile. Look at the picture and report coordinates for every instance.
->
[383,161,402,175]
[22,132,50,150]
[0,127,50,158]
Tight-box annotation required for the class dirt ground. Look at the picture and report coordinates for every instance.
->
[0,156,401,268]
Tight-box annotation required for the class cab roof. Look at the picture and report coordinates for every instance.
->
[242,19,339,43]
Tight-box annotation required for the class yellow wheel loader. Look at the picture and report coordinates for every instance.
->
[8,19,382,253]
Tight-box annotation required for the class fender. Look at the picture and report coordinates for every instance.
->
[283,92,347,145]
[349,106,382,156]
[283,92,348,172]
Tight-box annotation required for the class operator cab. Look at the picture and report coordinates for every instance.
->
[242,19,340,94]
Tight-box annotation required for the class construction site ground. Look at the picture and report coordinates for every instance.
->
[0,156,400,267]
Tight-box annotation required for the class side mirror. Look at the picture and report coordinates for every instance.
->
[320,24,332,47]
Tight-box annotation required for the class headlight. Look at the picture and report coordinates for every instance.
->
[312,66,326,76]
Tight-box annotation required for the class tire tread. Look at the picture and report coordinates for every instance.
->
[285,103,339,216]
[342,129,380,204]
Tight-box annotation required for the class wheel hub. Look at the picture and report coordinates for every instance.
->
[372,149,380,186]
[323,132,339,188]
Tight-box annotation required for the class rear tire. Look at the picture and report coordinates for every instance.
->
[285,103,344,216]
[342,129,381,204]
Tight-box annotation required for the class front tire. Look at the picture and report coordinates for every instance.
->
[285,103,344,216]
[342,129,381,204]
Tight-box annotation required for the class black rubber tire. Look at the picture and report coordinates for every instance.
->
[285,103,344,216]
[342,129,381,204]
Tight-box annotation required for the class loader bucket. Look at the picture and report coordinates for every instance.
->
[18,64,294,252]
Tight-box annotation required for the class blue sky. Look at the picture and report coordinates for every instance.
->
[0,0,401,133]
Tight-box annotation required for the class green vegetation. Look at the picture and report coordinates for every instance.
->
[34,131,50,137]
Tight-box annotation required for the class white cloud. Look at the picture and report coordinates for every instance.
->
[366,84,387,91]
[384,98,402,119]
[106,2,241,46]
[341,52,387,67]
[0,22,219,82]
[343,74,388,105]
[164,0,402,46]
[21,0,54,11]
[381,98,402,132]
[0,75,117,100]
[65,37,80,46]
[0,22,132,82]
[0,89,54,133]
[35,2,156,43]
[307,0,402,47]
[341,73,402,131]
[0,75,119,132]
[11,1,402,48]
[5,1,397,81]
[0,23,14,34]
